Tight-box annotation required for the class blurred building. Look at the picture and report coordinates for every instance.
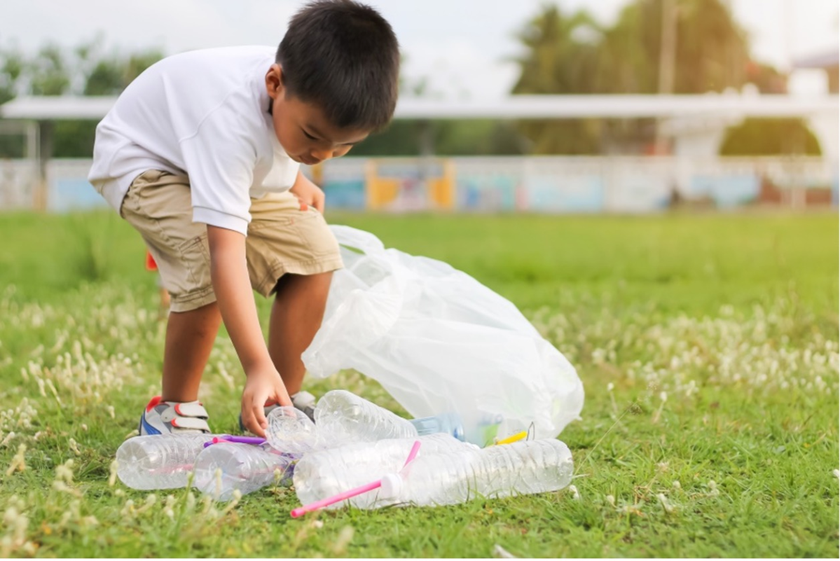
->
[793,48,840,94]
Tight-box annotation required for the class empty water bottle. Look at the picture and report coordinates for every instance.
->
[193,442,295,502]
[396,438,573,507]
[295,438,573,510]
[293,433,476,509]
[315,390,418,442]
[116,434,212,490]
[266,406,320,455]
[409,410,505,446]
[410,412,465,441]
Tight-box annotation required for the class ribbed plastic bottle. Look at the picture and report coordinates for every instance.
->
[314,390,419,442]
[295,438,573,510]
[116,434,212,490]
[293,433,476,509]
[396,439,574,507]
[193,442,295,502]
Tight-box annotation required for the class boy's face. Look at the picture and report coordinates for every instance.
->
[266,64,370,165]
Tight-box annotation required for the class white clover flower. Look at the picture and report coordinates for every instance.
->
[707,480,720,496]
[5,444,26,476]
[568,484,580,500]
[109,460,119,487]
[331,526,355,556]
[120,500,135,518]
[52,481,81,497]
[657,493,674,513]
[55,460,74,483]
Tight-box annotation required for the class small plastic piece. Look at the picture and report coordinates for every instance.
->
[410,412,465,441]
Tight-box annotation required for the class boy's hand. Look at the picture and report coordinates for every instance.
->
[290,171,326,213]
[240,365,292,437]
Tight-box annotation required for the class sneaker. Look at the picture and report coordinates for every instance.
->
[291,390,317,422]
[139,396,212,435]
[238,390,317,434]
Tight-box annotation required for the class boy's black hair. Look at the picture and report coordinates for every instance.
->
[276,0,400,131]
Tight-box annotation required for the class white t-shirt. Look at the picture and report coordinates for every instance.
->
[88,46,300,236]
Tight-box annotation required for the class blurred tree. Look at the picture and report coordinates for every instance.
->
[84,49,162,95]
[511,6,603,154]
[354,53,526,157]
[0,47,24,105]
[510,0,784,154]
[28,44,72,96]
[720,118,821,156]
[0,39,163,157]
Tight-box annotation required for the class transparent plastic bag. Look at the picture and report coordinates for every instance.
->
[302,225,584,445]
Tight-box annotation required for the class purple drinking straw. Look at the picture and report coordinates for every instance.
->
[203,435,267,448]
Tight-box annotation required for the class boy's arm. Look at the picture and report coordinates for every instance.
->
[207,225,291,436]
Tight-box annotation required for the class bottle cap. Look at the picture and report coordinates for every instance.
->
[379,473,402,499]
[452,425,465,441]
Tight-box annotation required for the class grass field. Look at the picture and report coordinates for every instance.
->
[0,210,837,557]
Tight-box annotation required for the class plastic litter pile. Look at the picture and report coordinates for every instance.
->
[116,226,584,516]
[116,390,575,514]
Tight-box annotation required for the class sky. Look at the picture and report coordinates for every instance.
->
[1,0,837,99]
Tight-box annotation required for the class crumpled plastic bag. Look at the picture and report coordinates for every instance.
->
[302,225,584,445]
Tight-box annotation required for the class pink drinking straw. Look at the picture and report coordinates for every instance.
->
[290,440,422,518]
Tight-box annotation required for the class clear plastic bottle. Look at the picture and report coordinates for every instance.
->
[294,438,573,510]
[193,442,295,502]
[293,433,474,509]
[116,434,212,490]
[397,439,574,507]
[410,412,465,441]
[314,390,418,442]
[266,406,320,455]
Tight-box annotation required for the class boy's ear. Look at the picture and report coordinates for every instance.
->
[266,64,285,100]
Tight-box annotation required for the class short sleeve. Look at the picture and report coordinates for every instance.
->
[180,109,257,236]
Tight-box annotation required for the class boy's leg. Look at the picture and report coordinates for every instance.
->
[246,191,344,397]
[162,302,222,402]
[267,272,333,395]
[121,170,220,405]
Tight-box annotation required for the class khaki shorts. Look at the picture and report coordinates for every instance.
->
[120,170,344,313]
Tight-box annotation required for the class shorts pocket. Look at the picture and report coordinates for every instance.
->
[291,208,340,259]
[175,232,212,295]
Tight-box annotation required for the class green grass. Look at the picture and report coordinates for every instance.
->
[0,210,836,557]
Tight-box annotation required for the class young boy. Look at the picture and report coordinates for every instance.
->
[88,0,400,437]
